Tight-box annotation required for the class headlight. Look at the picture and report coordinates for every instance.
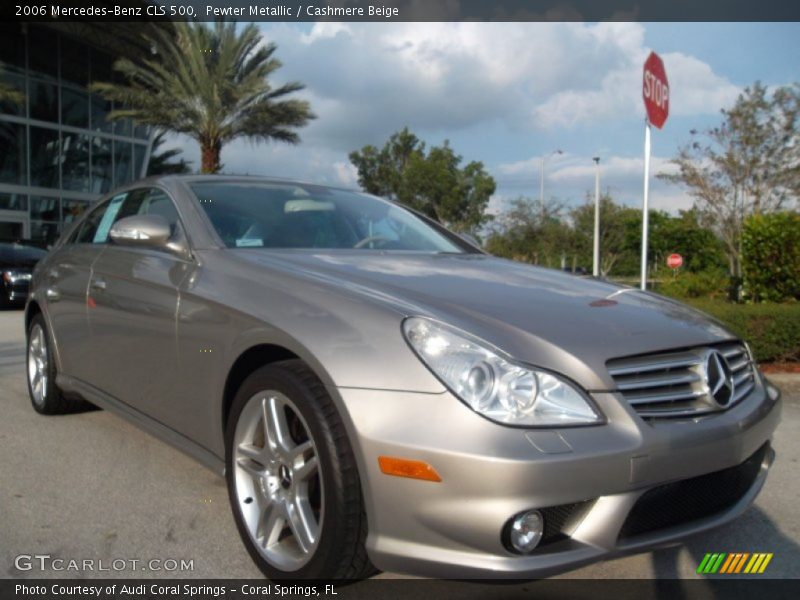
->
[402,317,603,427]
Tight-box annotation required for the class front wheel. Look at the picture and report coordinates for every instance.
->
[225,360,375,580]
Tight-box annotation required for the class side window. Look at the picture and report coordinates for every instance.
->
[142,189,180,233]
[74,188,183,246]
[112,187,183,238]
[75,195,124,244]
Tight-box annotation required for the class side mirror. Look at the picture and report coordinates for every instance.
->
[109,215,171,249]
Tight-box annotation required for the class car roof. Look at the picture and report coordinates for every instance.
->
[156,174,360,195]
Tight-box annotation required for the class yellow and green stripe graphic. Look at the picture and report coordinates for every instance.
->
[697,552,773,574]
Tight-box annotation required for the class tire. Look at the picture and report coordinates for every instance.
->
[26,314,93,414]
[225,359,375,580]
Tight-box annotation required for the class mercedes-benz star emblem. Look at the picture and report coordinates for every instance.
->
[706,350,735,407]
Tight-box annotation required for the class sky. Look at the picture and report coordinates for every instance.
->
[165,21,800,216]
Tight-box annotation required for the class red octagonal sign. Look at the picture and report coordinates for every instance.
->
[643,51,669,129]
[667,253,683,269]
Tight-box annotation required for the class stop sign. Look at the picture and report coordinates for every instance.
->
[667,253,683,269]
[643,51,669,129]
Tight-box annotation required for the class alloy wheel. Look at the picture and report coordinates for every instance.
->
[28,323,48,406]
[232,391,323,571]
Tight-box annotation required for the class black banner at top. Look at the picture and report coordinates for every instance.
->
[5,0,800,22]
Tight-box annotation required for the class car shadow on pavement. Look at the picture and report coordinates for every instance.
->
[650,506,800,596]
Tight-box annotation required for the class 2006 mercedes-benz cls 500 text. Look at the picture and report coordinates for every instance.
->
[26,176,781,580]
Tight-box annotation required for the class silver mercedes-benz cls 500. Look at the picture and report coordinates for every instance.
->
[25,175,781,580]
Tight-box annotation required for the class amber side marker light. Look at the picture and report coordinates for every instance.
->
[378,456,442,482]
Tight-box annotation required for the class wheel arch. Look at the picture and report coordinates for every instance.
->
[221,343,300,434]
[25,300,42,334]
[219,340,371,515]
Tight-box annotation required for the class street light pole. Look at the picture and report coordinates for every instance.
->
[540,149,562,203]
[592,157,601,277]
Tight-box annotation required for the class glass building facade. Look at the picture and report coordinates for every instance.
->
[0,23,152,247]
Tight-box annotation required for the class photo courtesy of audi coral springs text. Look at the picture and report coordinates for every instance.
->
[26,176,782,580]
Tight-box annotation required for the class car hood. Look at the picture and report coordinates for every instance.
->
[232,251,735,390]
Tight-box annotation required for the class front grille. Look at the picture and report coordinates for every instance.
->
[618,443,768,540]
[607,342,756,418]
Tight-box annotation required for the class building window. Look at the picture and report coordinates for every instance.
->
[30,196,60,221]
[114,110,132,138]
[29,79,59,123]
[0,192,28,212]
[0,24,152,243]
[90,94,114,133]
[62,198,90,225]
[91,135,113,194]
[0,23,26,74]
[61,131,91,192]
[28,27,58,79]
[0,122,27,185]
[30,220,61,247]
[134,144,147,179]
[29,126,61,188]
[62,88,90,129]
[61,36,89,87]
[0,72,25,116]
[114,141,133,186]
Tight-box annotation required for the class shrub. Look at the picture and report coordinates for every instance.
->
[685,299,800,363]
[742,212,800,302]
[656,270,729,300]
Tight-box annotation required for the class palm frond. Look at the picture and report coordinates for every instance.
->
[89,21,314,172]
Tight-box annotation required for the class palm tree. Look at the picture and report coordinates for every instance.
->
[147,130,192,175]
[90,22,314,173]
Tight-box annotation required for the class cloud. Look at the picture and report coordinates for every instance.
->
[164,22,743,208]
[265,22,740,139]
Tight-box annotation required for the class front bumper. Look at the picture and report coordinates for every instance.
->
[331,372,781,579]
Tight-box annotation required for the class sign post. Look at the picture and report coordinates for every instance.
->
[641,51,669,290]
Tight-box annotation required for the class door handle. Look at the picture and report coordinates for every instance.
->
[91,278,106,291]
[45,287,61,302]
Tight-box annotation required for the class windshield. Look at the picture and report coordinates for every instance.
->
[189,182,463,253]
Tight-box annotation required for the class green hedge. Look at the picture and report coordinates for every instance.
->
[685,299,800,363]
[655,271,730,300]
[742,212,800,302]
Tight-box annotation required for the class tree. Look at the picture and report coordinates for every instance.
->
[660,82,800,278]
[147,131,192,175]
[571,194,640,276]
[648,209,727,275]
[90,22,314,174]
[485,198,570,266]
[349,128,496,233]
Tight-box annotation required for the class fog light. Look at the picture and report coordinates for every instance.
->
[509,510,544,554]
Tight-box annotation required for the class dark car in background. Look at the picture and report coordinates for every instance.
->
[1,241,48,308]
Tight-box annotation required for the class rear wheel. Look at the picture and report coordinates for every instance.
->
[225,360,375,580]
[27,314,92,414]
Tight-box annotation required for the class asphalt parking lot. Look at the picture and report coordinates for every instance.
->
[1,308,799,584]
